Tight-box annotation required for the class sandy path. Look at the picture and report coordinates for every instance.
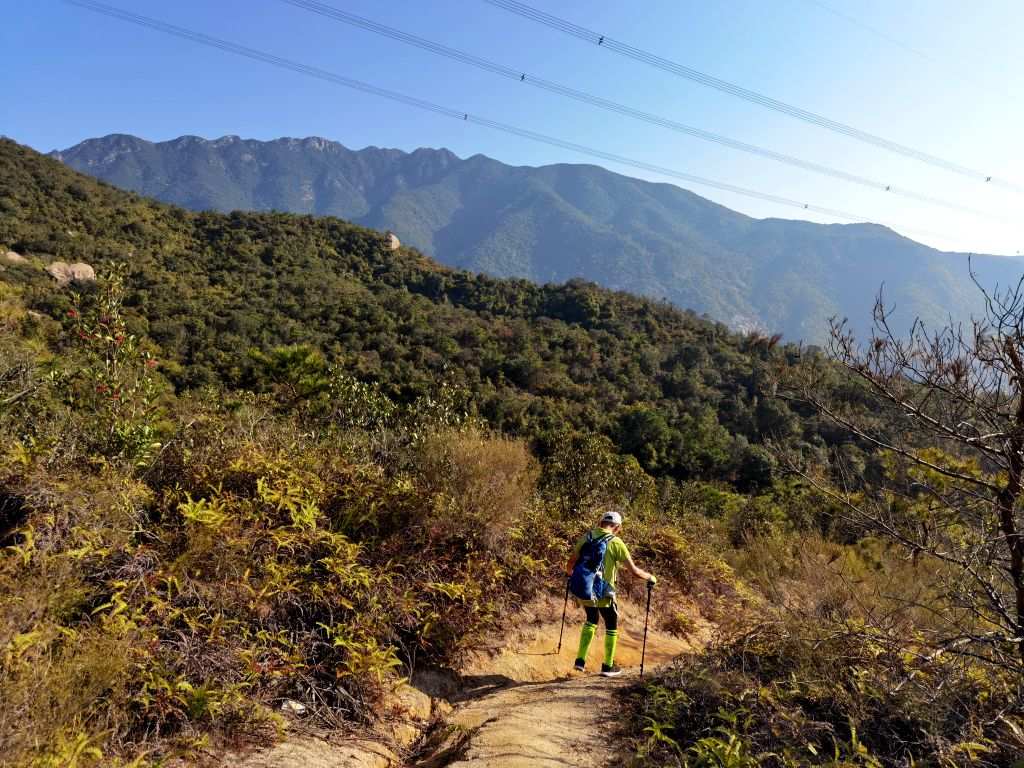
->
[421,592,708,767]
[229,735,397,768]
[440,674,630,767]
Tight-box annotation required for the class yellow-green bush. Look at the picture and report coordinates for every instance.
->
[415,426,538,551]
[629,522,1024,767]
[0,327,559,766]
[629,615,1024,767]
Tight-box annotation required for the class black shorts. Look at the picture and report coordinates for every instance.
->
[583,602,618,632]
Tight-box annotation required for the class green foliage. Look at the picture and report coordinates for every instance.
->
[0,137,854,486]
[687,710,761,768]
[539,431,656,517]
[325,369,397,431]
[248,344,331,407]
[64,268,166,462]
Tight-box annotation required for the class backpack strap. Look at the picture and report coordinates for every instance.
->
[590,532,614,568]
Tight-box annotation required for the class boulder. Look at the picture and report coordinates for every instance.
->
[393,683,432,722]
[385,232,401,251]
[2,250,26,264]
[46,261,96,286]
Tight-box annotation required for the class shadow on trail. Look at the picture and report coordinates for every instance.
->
[450,672,574,703]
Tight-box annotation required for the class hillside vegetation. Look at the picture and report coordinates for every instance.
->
[0,138,750,765]
[2,139,1022,767]
[6,137,840,487]
[54,133,1023,342]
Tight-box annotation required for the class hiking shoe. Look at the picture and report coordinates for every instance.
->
[600,664,623,677]
[573,658,586,672]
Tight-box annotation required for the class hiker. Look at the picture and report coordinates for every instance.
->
[565,509,656,677]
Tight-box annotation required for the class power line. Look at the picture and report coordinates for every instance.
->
[795,0,1000,102]
[797,0,934,61]
[482,0,1019,193]
[63,0,959,246]
[275,0,994,221]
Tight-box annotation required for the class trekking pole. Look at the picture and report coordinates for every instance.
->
[640,579,653,677]
[556,577,569,654]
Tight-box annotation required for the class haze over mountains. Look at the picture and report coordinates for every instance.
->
[53,133,1020,342]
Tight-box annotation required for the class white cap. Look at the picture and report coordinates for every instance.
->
[600,510,623,526]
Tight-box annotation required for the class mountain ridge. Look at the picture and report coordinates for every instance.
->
[51,133,1020,341]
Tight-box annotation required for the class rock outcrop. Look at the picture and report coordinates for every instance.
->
[2,250,27,264]
[46,261,96,286]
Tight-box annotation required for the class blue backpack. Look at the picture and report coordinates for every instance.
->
[569,531,615,601]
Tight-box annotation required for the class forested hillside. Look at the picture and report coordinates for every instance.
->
[2,137,1022,767]
[54,133,1023,342]
[6,137,831,486]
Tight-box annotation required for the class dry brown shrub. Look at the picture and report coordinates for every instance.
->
[416,427,538,551]
[729,531,943,636]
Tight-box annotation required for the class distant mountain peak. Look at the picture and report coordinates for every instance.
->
[53,132,1014,342]
[170,135,209,146]
[50,133,151,164]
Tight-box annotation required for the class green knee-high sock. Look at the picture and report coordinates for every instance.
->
[576,622,597,661]
[604,629,619,667]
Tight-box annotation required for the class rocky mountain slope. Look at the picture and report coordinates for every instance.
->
[53,133,1021,341]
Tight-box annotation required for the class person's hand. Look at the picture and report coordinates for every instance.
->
[648,575,657,588]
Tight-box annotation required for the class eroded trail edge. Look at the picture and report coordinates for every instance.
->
[224,593,707,768]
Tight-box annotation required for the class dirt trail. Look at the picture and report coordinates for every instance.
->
[226,592,708,767]
[229,734,397,768]
[414,593,709,767]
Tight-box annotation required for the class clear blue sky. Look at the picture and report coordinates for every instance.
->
[4,0,1022,255]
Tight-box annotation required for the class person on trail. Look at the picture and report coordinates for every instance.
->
[565,509,656,677]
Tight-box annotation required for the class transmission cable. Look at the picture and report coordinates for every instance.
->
[63,0,960,245]
[795,0,1000,102]
[798,0,934,61]
[275,0,993,221]
[482,0,1019,193]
